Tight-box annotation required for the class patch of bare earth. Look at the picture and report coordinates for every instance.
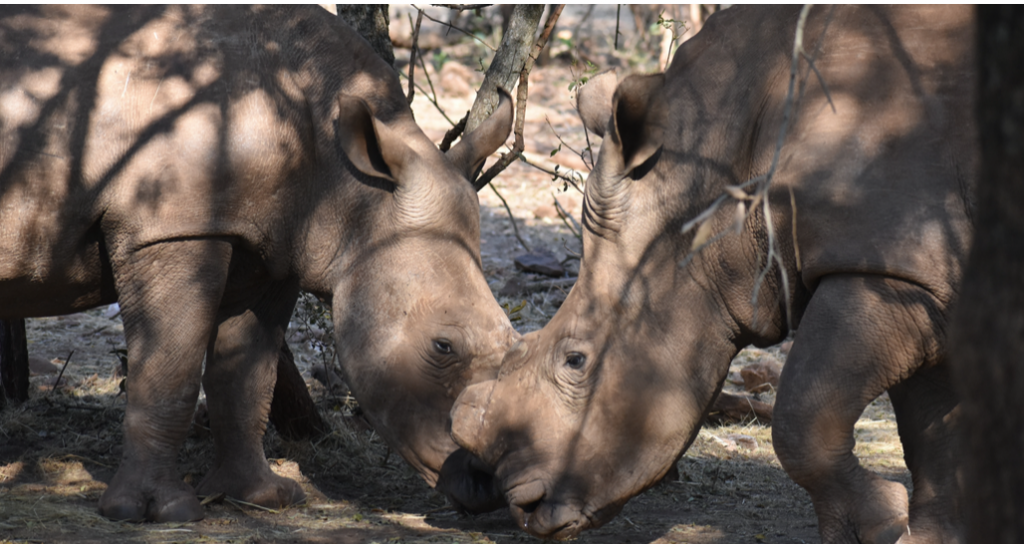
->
[1,6,910,543]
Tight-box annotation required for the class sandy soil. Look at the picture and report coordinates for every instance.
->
[0,6,911,544]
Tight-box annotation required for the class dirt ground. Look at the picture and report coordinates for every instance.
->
[0,6,911,544]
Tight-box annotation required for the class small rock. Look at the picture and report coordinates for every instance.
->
[514,252,565,278]
[29,356,59,376]
[710,434,738,453]
[499,277,525,297]
[740,358,783,393]
[724,433,758,451]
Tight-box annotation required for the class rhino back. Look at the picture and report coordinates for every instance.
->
[0,5,399,314]
[664,5,975,306]
[779,5,975,304]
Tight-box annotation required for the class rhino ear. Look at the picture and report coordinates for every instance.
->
[336,94,400,183]
[609,73,667,174]
[576,69,619,138]
[447,88,514,188]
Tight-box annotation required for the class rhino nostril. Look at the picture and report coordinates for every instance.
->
[519,498,543,515]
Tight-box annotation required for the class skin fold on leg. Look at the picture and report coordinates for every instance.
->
[772,274,947,544]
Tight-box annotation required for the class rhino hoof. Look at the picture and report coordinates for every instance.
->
[99,486,203,523]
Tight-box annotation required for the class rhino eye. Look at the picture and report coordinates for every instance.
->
[433,339,453,355]
[565,352,586,370]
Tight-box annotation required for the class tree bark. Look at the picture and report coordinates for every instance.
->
[463,5,544,136]
[336,4,395,68]
[0,318,30,409]
[950,6,1024,543]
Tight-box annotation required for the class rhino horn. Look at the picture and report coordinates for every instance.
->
[447,87,514,188]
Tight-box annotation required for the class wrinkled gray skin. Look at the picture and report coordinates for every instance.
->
[0,5,516,522]
[453,6,974,542]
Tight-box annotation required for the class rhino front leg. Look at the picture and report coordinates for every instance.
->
[773,274,947,544]
[195,279,305,509]
[100,239,233,522]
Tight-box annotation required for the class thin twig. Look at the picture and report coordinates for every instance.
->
[490,183,530,252]
[553,194,582,239]
[519,153,585,194]
[49,350,74,395]
[407,10,424,105]
[416,47,444,111]
[800,51,835,113]
[545,116,593,171]
[749,4,812,331]
[614,5,621,50]
[414,7,497,52]
[679,5,814,335]
[397,69,458,126]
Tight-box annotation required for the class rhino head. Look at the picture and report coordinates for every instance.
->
[451,70,789,538]
[320,88,518,510]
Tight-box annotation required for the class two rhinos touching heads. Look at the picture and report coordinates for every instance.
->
[1,5,977,543]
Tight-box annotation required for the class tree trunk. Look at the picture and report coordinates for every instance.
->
[950,6,1024,542]
[336,5,395,68]
[0,318,30,409]
[463,5,544,136]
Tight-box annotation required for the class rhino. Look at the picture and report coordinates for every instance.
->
[452,5,974,542]
[0,5,515,522]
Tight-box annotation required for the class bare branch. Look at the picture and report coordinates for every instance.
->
[464,5,544,136]
[472,5,564,190]
[545,116,593,172]
[519,152,585,194]
[553,194,582,239]
[397,69,458,126]
[431,4,491,11]
[406,10,424,105]
[414,6,497,52]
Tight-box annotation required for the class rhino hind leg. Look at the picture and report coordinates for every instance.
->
[772,274,951,544]
[100,239,234,522]
[195,278,305,509]
[888,366,965,543]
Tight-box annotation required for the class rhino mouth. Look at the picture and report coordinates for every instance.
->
[435,449,506,514]
[506,481,593,540]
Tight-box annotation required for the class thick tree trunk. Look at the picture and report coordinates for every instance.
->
[950,6,1024,543]
[336,5,395,68]
[0,318,30,409]
[463,5,544,136]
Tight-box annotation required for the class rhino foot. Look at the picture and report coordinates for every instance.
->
[99,474,203,522]
[196,465,305,510]
[816,476,908,544]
